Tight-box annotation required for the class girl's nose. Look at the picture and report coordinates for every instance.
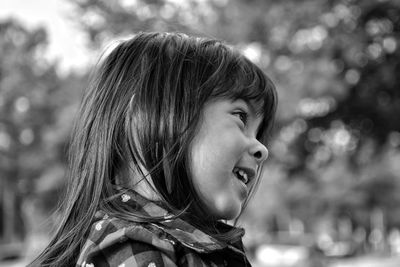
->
[249,140,269,163]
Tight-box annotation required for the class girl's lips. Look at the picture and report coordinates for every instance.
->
[232,172,249,200]
[237,178,249,199]
[233,166,256,184]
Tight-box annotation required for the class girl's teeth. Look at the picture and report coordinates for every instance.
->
[238,169,248,183]
[233,167,249,184]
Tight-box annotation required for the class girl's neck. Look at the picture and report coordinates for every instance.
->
[115,165,161,201]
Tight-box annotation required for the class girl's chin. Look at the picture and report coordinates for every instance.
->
[210,195,242,220]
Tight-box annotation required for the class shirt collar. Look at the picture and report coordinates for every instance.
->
[106,189,245,254]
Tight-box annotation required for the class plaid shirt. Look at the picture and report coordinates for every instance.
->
[76,190,252,267]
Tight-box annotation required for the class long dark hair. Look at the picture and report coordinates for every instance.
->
[31,32,277,266]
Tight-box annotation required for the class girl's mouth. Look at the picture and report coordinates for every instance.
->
[233,167,249,184]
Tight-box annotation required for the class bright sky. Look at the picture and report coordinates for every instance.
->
[0,0,93,74]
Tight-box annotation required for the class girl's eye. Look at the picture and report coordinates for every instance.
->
[233,110,248,125]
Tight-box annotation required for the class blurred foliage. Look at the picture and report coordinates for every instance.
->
[1,0,400,241]
[0,19,86,226]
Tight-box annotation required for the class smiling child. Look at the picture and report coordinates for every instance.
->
[31,32,277,267]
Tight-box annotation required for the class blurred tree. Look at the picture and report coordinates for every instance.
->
[0,19,83,257]
[278,0,400,230]
[0,19,53,254]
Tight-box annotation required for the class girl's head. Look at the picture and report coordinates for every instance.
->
[75,32,277,222]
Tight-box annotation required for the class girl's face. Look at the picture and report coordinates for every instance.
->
[189,98,269,220]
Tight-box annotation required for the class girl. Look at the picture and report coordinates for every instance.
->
[31,32,277,266]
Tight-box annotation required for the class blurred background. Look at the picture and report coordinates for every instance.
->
[0,0,400,266]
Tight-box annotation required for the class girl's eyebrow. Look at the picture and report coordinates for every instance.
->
[236,99,259,117]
